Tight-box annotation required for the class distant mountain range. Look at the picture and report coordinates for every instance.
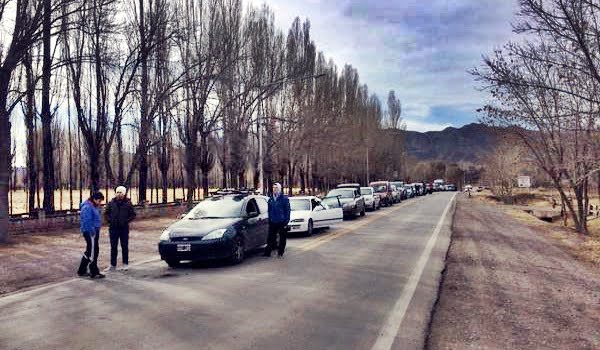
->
[404,123,498,164]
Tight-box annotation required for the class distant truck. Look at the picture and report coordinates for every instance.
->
[433,179,445,192]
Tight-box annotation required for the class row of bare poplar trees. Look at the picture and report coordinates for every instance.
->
[473,0,600,234]
[0,0,406,241]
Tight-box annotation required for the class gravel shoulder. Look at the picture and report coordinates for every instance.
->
[0,218,172,295]
[427,194,600,350]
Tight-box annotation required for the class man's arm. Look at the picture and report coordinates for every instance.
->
[128,201,137,222]
[81,205,93,234]
[104,201,111,224]
[283,197,291,224]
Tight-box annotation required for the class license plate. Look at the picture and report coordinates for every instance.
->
[177,244,191,252]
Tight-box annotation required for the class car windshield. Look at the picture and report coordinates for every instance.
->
[372,185,387,193]
[327,189,355,198]
[360,188,373,195]
[322,197,341,208]
[188,197,244,219]
[289,199,311,211]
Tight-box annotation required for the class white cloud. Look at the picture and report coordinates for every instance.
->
[247,0,519,129]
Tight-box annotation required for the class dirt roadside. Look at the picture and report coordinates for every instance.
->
[427,194,600,350]
[0,217,173,295]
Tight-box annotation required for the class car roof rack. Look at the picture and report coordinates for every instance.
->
[209,188,259,197]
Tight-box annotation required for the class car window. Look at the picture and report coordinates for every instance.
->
[189,197,244,219]
[360,188,373,195]
[290,199,311,211]
[326,189,355,198]
[373,185,387,193]
[322,197,341,208]
[311,199,320,210]
[246,199,259,215]
[256,198,268,213]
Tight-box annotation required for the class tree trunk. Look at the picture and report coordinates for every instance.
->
[41,0,55,214]
[184,146,197,208]
[116,122,124,184]
[0,71,11,243]
[89,148,101,192]
[137,0,149,205]
[24,53,37,213]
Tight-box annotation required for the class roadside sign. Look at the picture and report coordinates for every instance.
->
[517,176,531,188]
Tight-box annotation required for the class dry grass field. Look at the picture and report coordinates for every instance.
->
[471,188,600,267]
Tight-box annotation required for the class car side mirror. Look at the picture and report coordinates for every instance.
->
[248,211,259,218]
[314,206,323,212]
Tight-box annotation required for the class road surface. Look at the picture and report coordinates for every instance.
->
[0,192,456,350]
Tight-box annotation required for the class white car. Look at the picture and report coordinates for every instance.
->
[287,196,344,236]
[360,187,381,211]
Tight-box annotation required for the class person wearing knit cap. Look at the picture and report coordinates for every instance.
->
[264,182,291,258]
[104,186,136,271]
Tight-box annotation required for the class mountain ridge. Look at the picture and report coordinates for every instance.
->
[404,123,497,163]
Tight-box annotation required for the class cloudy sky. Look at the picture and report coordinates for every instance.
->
[248,0,519,131]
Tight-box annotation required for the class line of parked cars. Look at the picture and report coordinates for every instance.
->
[158,180,439,266]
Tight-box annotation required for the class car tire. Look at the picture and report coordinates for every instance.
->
[306,220,314,237]
[230,236,245,265]
[166,259,180,268]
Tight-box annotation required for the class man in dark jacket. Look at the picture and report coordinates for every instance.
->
[264,182,291,258]
[78,191,105,278]
[104,186,136,271]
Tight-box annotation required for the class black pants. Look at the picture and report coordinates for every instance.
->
[109,227,129,266]
[265,223,288,256]
[78,231,100,276]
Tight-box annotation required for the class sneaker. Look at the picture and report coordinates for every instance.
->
[90,273,106,279]
[120,264,129,271]
[104,266,116,272]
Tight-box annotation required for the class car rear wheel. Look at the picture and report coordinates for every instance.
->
[306,220,314,237]
[230,236,245,265]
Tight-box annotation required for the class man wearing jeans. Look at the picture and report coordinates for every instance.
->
[105,186,136,271]
[264,183,291,258]
[78,192,105,279]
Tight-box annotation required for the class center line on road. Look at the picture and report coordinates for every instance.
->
[370,193,456,350]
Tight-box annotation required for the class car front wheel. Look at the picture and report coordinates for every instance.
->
[230,236,245,264]
[306,220,314,237]
[166,259,180,268]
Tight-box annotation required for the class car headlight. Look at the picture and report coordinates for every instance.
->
[291,218,305,223]
[202,228,228,240]
[160,230,171,242]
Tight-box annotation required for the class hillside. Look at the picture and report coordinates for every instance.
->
[404,123,497,163]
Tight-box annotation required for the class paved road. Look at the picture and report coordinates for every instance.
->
[0,192,456,350]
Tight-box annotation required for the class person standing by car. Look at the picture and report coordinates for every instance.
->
[105,186,136,272]
[264,183,291,258]
[77,192,105,279]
